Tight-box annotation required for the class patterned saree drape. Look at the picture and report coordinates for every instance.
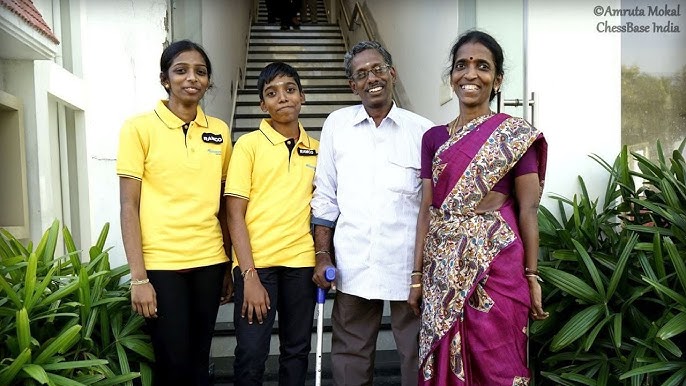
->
[419,113,547,386]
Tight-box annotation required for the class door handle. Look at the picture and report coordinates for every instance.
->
[497,92,536,126]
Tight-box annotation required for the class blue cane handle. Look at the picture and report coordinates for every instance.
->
[317,267,336,304]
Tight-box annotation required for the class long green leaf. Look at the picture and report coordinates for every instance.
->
[23,252,38,310]
[612,313,623,348]
[657,311,686,340]
[662,367,686,386]
[34,325,82,364]
[46,372,88,386]
[0,274,22,307]
[30,264,59,311]
[664,238,686,294]
[17,308,31,352]
[21,364,50,384]
[653,233,666,279]
[37,279,80,309]
[41,359,109,371]
[583,313,613,351]
[539,266,603,304]
[551,304,605,351]
[78,267,91,325]
[560,373,597,385]
[37,220,60,266]
[619,361,685,379]
[118,337,154,361]
[571,239,606,298]
[62,226,81,271]
[643,276,686,307]
[0,348,32,385]
[607,232,638,299]
[92,373,140,386]
[656,335,682,357]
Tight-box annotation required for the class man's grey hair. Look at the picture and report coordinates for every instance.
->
[343,41,393,79]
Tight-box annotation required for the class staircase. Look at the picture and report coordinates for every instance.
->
[231,0,355,142]
[212,1,401,384]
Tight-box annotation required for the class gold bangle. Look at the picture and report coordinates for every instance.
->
[410,272,423,277]
[525,267,539,275]
[410,283,422,288]
[241,267,257,279]
[526,274,543,282]
[315,250,330,256]
[129,278,150,288]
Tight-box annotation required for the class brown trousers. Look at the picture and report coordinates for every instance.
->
[331,291,420,386]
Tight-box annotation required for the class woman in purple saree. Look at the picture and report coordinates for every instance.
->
[409,31,549,385]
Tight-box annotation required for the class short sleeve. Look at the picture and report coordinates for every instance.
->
[224,136,253,199]
[513,145,539,177]
[116,119,146,180]
[420,126,448,179]
[221,124,233,182]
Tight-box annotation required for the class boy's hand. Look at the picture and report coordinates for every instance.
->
[241,275,270,324]
[220,265,233,305]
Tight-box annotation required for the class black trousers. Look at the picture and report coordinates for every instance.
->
[145,262,226,386]
[233,266,316,386]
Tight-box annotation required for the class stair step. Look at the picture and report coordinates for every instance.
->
[211,351,401,384]
[236,104,355,116]
[246,69,346,77]
[249,45,345,53]
[250,38,343,45]
[247,61,345,70]
[237,90,357,103]
[244,77,348,88]
[214,316,392,337]
[249,53,345,61]
[250,31,342,39]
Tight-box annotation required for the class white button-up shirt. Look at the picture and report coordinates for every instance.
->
[311,103,433,300]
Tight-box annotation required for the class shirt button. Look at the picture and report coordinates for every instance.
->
[191,148,195,152]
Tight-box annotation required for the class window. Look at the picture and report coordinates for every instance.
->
[0,91,29,239]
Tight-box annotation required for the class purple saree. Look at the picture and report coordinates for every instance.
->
[419,113,547,386]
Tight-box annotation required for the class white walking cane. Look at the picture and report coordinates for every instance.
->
[315,266,336,386]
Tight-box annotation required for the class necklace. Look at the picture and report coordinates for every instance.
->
[448,111,494,136]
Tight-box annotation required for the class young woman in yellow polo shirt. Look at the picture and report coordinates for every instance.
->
[117,40,232,386]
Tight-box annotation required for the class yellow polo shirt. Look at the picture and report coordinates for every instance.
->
[225,119,318,268]
[117,100,232,270]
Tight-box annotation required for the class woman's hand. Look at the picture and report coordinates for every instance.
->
[241,275,270,324]
[131,282,157,318]
[528,277,549,320]
[408,286,422,316]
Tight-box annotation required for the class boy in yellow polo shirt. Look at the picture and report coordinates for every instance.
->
[225,62,318,385]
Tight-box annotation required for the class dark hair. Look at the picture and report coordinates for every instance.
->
[447,30,504,101]
[257,62,303,101]
[343,41,393,79]
[159,40,212,91]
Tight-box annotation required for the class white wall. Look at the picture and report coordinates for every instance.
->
[82,0,170,267]
[528,0,622,210]
[351,0,460,125]
[201,0,252,124]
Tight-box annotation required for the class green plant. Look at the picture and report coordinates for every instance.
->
[531,140,686,385]
[0,221,153,386]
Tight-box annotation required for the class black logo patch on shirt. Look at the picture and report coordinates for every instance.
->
[202,133,223,144]
[298,148,317,156]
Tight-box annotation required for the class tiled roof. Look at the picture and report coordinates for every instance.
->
[1,0,59,44]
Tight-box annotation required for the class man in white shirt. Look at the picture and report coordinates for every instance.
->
[311,41,433,386]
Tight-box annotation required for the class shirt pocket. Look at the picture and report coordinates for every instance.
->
[384,155,421,195]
